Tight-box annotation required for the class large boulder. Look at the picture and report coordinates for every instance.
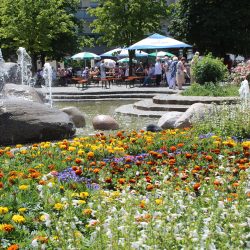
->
[158,112,183,129]
[174,103,213,128]
[0,99,75,146]
[3,84,45,103]
[92,115,119,130]
[61,106,86,128]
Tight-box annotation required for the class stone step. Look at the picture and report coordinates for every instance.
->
[115,104,167,118]
[52,93,161,100]
[133,99,189,112]
[51,89,177,96]
[53,98,142,102]
[153,94,239,105]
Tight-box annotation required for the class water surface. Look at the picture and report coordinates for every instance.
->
[55,100,158,135]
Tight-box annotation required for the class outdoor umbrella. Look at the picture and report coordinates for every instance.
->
[100,48,122,58]
[104,59,116,68]
[71,52,101,60]
[118,49,148,58]
[128,33,192,50]
[149,51,175,57]
[117,58,137,64]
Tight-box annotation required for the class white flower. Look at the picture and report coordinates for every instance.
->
[218,201,224,209]
[47,182,53,188]
[118,238,125,246]
[31,239,39,247]
[209,243,217,250]
[37,185,43,191]
[106,229,113,239]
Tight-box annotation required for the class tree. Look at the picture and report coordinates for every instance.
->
[0,0,80,71]
[88,0,168,74]
[168,0,250,57]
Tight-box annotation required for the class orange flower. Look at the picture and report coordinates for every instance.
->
[90,161,96,166]
[2,224,15,232]
[72,166,78,171]
[34,236,48,243]
[39,180,47,185]
[193,183,201,191]
[105,177,112,183]
[170,146,177,152]
[118,178,126,185]
[232,182,239,188]
[83,209,92,215]
[7,244,19,250]
[0,172,4,178]
[129,178,136,184]
[100,161,106,167]
[185,153,192,159]
[75,169,82,175]
[239,164,247,170]
[0,182,3,189]
[194,165,202,171]
[136,161,142,166]
[205,155,213,161]
[169,159,176,165]
[177,143,184,147]
[125,158,132,163]
[213,179,221,186]
[87,152,94,159]
[146,184,154,191]
[93,168,100,174]
[75,158,82,164]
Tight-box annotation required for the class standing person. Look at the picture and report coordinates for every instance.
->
[100,60,106,78]
[154,57,162,86]
[164,56,172,87]
[169,57,178,89]
[176,57,186,90]
[99,60,106,86]
[190,52,200,83]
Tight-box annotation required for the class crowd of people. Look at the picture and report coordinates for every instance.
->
[34,54,200,89]
[77,56,192,89]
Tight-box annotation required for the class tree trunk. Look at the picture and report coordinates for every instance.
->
[31,54,38,73]
[129,50,135,76]
[40,53,46,67]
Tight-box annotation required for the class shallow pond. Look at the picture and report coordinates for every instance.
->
[55,100,158,135]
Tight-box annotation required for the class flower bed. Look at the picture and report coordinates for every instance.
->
[0,129,249,249]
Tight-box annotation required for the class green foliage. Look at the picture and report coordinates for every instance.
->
[192,101,250,139]
[192,55,228,85]
[168,0,250,57]
[0,0,81,65]
[88,0,168,48]
[182,82,239,97]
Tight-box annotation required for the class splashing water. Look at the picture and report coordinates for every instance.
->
[43,63,53,107]
[17,47,32,86]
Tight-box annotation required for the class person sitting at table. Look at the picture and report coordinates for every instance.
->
[136,62,144,76]
[114,63,119,78]
[118,66,124,78]
[143,64,155,87]
[89,67,99,79]
[81,67,89,79]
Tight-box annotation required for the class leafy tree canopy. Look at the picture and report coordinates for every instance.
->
[0,0,81,67]
[168,0,250,57]
[88,0,168,48]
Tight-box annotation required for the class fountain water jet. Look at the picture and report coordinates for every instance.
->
[43,63,53,107]
[17,47,32,86]
[0,49,6,98]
